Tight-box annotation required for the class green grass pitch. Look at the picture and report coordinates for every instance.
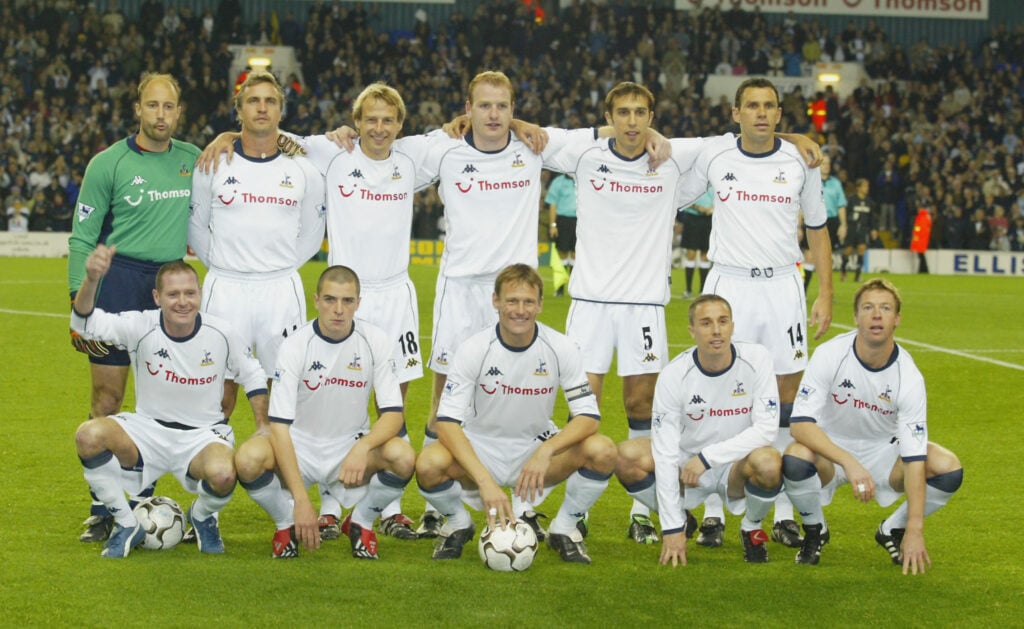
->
[1,257,1021,627]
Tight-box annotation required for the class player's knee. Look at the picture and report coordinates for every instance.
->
[926,443,962,476]
[748,447,782,488]
[233,441,268,483]
[414,444,448,486]
[623,396,652,419]
[583,434,617,474]
[203,458,237,495]
[783,441,814,462]
[383,438,416,478]
[74,420,108,457]
[614,438,651,482]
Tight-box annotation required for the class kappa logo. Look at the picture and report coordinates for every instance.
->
[722,172,737,182]
[224,176,241,185]
[793,349,805,360]
[280,175,294,188]
[77,202,96,222]
[349,169,364,179]
[130,175,147,186]
[154,348,170,359]
[461,165,478,174]
[485,366,503,377]
[200,351,215,367]
[391,166,402,180]
[839,379,856,389]
[511,152,525,168]
[642,352,659,363]
[773,169,787,184]
[406,357,420,368]
[690,395,706,405]
[597,165,612,174]
[732,381,746,397]
[309,361,326,371]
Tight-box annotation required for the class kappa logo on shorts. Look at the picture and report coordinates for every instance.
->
[793,349,805,360]
[642,352,659,363]
[405,357,420,368]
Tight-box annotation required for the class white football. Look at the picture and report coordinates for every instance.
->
[478,521,538,572]
[133,496,187,550]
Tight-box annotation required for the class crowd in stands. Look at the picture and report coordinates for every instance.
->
[2,0,1024,252]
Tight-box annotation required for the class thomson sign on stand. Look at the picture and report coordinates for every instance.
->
[866,249,1024,276]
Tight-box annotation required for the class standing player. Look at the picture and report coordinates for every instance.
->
[67,72,200,543]
[841,178,876,281]
[615,294,782,565]
[234,266,415,560]
[677,77,833,549]
[679,187,714,299]
[71,244,269,558]
[821,154,848,271]
[415,265,616,564]
[782,279,962,572]
[188,70,325,419]
[286,83,433,541]
[546,173,578,296]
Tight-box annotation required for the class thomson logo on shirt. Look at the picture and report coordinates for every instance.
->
[715,188,792,204]
[454,178,531,194]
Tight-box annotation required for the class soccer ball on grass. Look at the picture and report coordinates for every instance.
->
[133,496,187,550]
[478,521,538,572]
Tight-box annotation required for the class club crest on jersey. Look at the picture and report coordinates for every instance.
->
[308,360,326,371]
[533,359,548,376]
[200,351,215,367]
[644,165,657,177]
[279,174,294,189]
[797,385,814,400]
[179,164,191,177]
[392,166,402,180]
[77,202,96,222]
[721,172,737,182]
[762,397,779,415]
[511,152,525,168]
[732,381,746,397]
[485,366,503,377]
[773,169,787,184]
[131,175,147,186]
[878,385,893,403]
[348,353,362,371]
[435,351,448,366]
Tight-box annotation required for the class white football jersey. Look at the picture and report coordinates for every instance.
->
[299,134,433,283]
[678,136,826,269]
[189,142,326,274]
[651,341,780,532]
[420,128,587,278]
[437,322,600,441]
[545,135,708,305]
[791,330,928,462]
[71,308,266,427]
[269,319,402,443]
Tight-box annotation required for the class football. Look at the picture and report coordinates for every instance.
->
[478,521,538,572]
[133,496,187,550]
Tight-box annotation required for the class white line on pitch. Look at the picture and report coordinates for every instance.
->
[0,308,67,318]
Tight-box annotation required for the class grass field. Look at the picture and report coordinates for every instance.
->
[1,257,1021,627]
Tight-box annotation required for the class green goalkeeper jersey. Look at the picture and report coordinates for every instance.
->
[67,135,201,293]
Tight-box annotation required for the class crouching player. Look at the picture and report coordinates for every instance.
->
[615,295,782,565]
[416,264,616,564]
[72,244,269,558]
[782,279,962,573]
[234,266,415,559]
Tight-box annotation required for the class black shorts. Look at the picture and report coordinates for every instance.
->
[554,215,577,252]
[681,213,712,250]
[89,255,167,366]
